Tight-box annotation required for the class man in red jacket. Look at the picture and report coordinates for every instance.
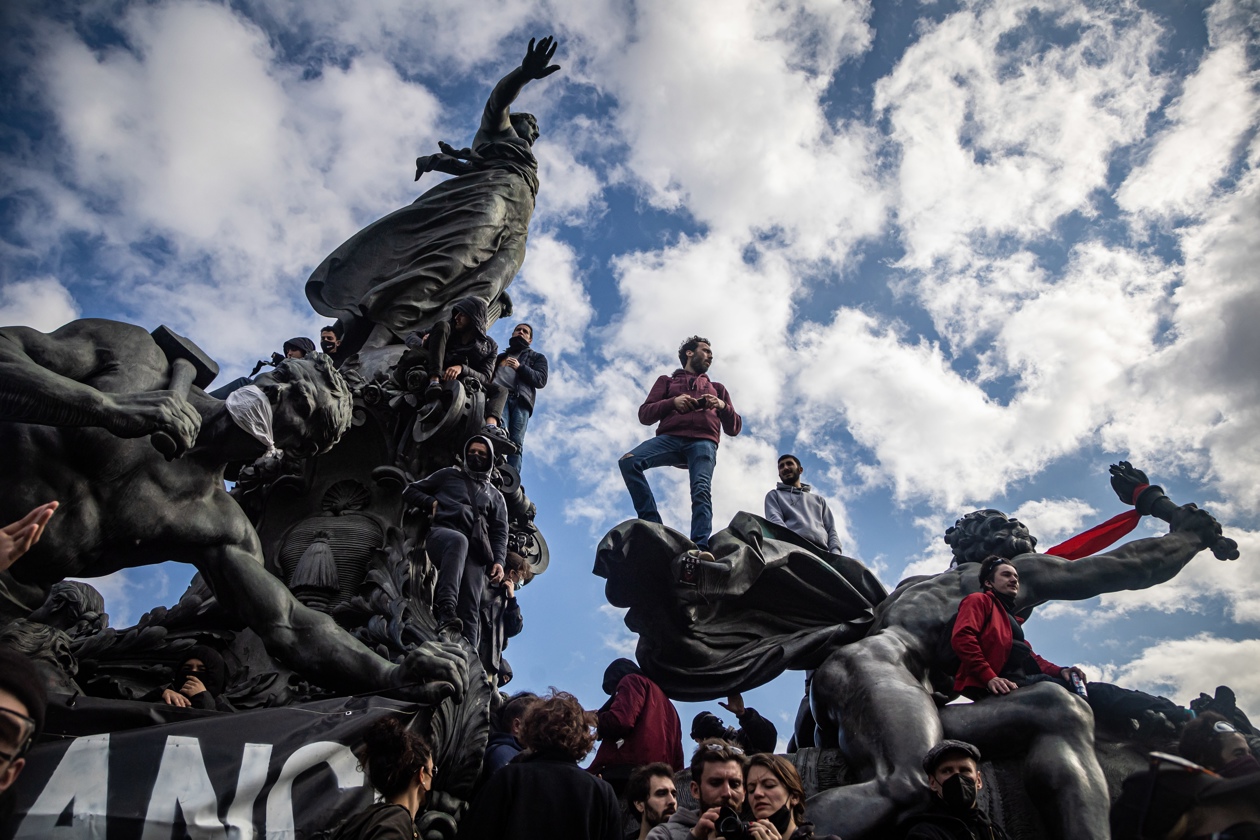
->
[588,658,684,795]
[953,555,1192,729]
[620,336,742,550]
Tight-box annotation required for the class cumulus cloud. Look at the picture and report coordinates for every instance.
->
[0,277,79,330]
[1110,634,1260,719]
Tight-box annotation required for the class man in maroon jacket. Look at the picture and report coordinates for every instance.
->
[619,336,742,549]
[588,658,684,796]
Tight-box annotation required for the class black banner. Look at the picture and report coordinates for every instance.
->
[1,694,420,839]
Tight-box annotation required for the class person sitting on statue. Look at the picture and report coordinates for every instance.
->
[483,322,548,473]
[1179,712,1260,778]
[0,318,466,702]
[689,692,778,755]
[319,323,347,367]
[478,550,531,688]
[330,715,434,840]
[764,454,842,555]
[458,689,622,840]
[402,435,508,648]
[646,739,746,840]
[393,297,498,405]
[953,555,1193,734]
[897,740,1009,840]
[626,762,678,840]
[149,645,235,713]
[620,335,742,552]
[589,658,685,797]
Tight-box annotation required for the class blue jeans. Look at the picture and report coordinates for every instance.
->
[504,394,531,473]
[619,435,717,547]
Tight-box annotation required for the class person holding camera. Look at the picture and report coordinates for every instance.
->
[620,336,741,553]
[647,740,746,840]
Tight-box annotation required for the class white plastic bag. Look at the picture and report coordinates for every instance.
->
[225,385,283,460]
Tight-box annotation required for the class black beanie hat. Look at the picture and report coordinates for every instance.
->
[0,650,47,750]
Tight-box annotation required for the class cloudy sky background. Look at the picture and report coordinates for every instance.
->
[3,0,1260,745]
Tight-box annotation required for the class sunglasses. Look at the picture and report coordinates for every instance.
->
[0,707,37,764]
[701,743,745,756]
[1214,721,1238,734]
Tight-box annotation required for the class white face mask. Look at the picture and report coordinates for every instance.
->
[225,385,283,459]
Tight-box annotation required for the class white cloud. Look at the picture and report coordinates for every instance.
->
[1011,497,1098,546]
[1110,634,1260,719]
[0,277,80,331]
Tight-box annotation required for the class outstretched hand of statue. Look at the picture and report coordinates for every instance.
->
[1109,461,1150,505]
[104,390,202,456]
[1170,503,1236,559]
[521,36,561,80]
[395,640,470,703]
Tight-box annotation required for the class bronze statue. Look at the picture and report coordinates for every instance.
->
[805,475,1231,839]
[0,318,466,701]
[306,37,562,355]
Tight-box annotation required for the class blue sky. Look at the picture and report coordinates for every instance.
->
[3,0,1260,748]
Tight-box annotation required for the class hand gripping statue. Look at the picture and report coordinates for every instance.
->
[0,318,465,701]
[805,464,1237,840]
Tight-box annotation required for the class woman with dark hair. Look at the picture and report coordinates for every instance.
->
[332,716,434,840]
[743,753,838,840]
[458,689,620,840]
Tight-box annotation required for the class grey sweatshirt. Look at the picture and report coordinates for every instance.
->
[764,483,842,554]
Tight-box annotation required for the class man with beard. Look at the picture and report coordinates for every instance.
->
[806,472,1231,840]
[764,454,842,555]
[647,740,746,840]
[403,435,508,647]
[899,741,1009,840]
[620,336,741,551]
[483,322,548,472]
[953,556,1192,731]
[626,762,678,840]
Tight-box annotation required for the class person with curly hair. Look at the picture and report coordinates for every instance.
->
[331,716,434,840]
[458,689,620,840]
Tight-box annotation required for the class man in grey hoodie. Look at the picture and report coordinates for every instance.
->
[403,435,508,647]
[763,454,842,555]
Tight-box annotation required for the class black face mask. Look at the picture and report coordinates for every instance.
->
[508,335,530,352]
[466,452,491,472]
[178,669,208,693]
[768,805,793,834]
[939,774,978,811]
[1220,753,1260,778]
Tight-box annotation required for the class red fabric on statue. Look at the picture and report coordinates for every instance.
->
[1044,484,1149,560]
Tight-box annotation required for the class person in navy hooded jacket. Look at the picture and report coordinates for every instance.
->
[619,336,741,551]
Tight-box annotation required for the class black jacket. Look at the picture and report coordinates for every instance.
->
[457,751,621,840]
[899,799,1010,840]
[479,583,523,681]
[494,345,548,412]
[329,803,416,840]
[403,456,508,567]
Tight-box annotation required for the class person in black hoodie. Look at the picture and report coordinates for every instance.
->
[483,322,548,472]
[402,435,509,648]
[331,715,433,840]
[156,645,235,712]
[394,297,498,403]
